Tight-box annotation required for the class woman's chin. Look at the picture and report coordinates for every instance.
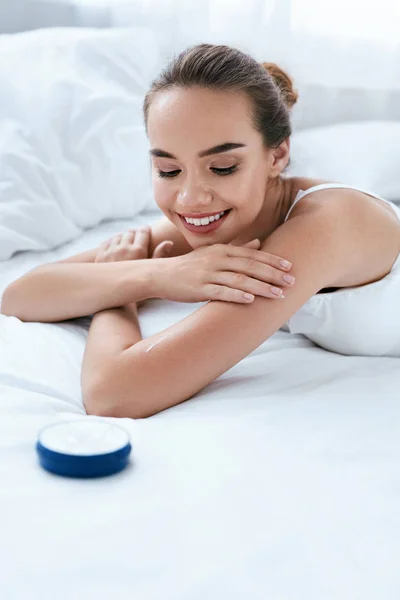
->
[186,231,235,249]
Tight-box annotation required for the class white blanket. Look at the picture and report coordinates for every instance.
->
[1,212,400,600]
[0,27,159,261]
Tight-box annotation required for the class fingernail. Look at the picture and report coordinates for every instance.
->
[271,286,283,296]
[280,259,291,269]
[283,274,295,284]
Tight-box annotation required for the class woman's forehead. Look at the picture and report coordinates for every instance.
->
[147,88,256,146]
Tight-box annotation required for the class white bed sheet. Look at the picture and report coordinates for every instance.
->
[0,211,399,600]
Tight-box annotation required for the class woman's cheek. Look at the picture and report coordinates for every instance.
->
[221,174,248,203]
[153,181,172,213]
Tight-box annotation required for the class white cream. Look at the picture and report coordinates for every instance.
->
[145,334,171,353]
[39,420,130,456]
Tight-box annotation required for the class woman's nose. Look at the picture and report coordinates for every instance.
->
[177,186,213,209]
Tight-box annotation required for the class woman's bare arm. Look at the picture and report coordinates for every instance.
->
[0,216,192,322]
[82,196,364,419]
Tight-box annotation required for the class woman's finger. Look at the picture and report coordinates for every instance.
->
[132,226,151,259]
[242,239,261,249]
[153,241,174,259]
[223,256,295,289]
[109,233,123,251]
[121,230,135,247]
[213,270,285,299]
[226,245,292,271]
[204,283,256,304]
[99,238,112,251]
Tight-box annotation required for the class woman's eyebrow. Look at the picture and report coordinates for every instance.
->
[149,142,247,159]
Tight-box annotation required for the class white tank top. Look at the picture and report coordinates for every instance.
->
[281,183,400,357]
[284,182,400,223]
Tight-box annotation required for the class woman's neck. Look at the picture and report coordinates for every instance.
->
[264,176,294,230]
[233,177,295,246]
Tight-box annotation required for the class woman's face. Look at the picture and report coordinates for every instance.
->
[147,87,276,248]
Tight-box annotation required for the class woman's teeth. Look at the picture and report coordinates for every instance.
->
[183,210,227,226]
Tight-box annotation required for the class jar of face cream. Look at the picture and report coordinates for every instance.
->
[36,419,132,478]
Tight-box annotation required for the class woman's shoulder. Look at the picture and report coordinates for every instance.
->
[285,176,399,223]
[284,177,400,288]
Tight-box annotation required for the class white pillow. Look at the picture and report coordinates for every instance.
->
[289,121,400,202]
[0,27,159,261]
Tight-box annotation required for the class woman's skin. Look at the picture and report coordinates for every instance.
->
[79,86,400,418]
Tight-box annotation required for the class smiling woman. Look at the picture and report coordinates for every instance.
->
[149,140,244,234]
[77,43,400,418]
[145,96,292,251]
[3,42,400,419]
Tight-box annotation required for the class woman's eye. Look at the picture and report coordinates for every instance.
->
[211,165,238,176]
[157,169,181,179]
[156,165,238,179]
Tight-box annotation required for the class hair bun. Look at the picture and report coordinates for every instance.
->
[261,62,298,109]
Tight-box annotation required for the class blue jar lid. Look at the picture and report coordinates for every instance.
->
[36,419,132,478]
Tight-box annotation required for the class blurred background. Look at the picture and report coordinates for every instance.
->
[2,0,400,261]
[2,0,400,130]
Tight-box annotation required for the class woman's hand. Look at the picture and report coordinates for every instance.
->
[94,226,172,309]
[94,225,295,305]
[152,240,295,304]
[95,226,172,263]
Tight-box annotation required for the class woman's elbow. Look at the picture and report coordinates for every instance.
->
[1,283,19,318]
[1,280,33,321]
[82,378,157,419]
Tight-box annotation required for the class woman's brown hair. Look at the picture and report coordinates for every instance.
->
[143,43,298,149]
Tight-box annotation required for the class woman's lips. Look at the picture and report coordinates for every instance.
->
[179,210,230,234]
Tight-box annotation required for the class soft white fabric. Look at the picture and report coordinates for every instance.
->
[289,122,400,202]
[5,3,400,130]
[1,213,400,600]
[71,1,400,130]
[0,27,158,261]
[281,183,400,356]
[74,0,400,89]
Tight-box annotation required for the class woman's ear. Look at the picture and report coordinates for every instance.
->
[269,139,290,178]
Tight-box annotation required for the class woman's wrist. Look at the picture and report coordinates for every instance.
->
[123,259,163,303]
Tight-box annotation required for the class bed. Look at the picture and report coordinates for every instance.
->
[2,207,400,599]
[1,26,400,600]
